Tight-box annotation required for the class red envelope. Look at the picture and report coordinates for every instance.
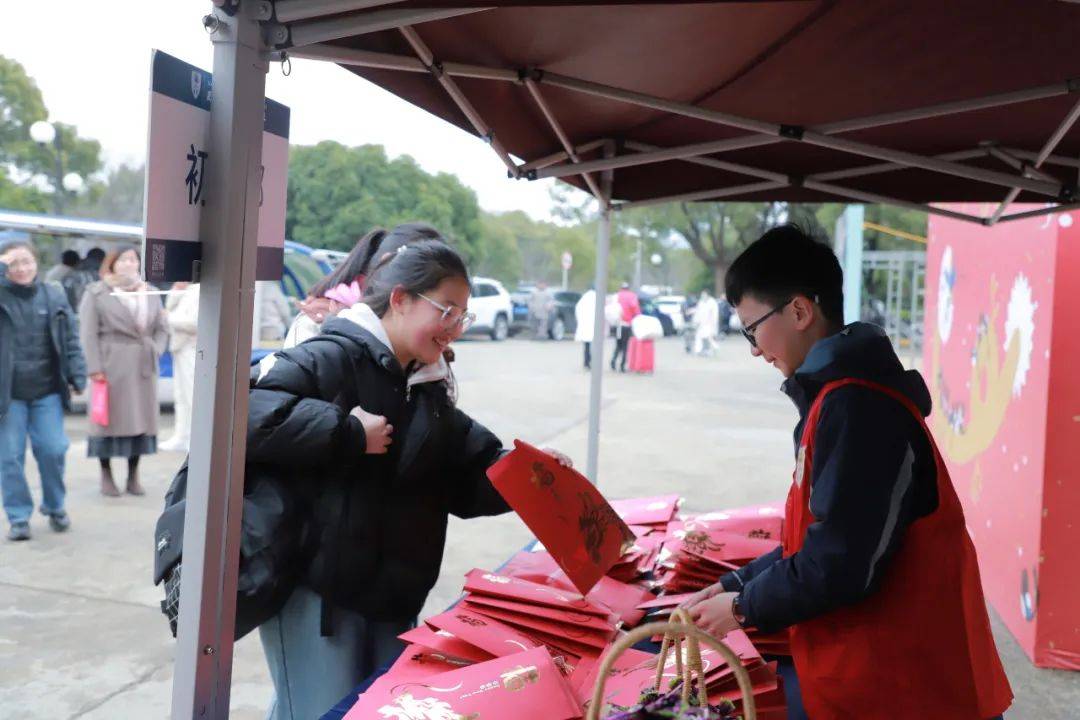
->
[378,644,473,685]
[462,599,613,649]
[425,608,545,659]
[346,646,581,720]
[487,440,636,594]
[499,548,563,582]
[572,647,658,709]
[636,592,696,611]
[668,530,780,564]
[610,494,681,525]
[397,624,494,663]
[464,593,616,632]
[465,569,611,617]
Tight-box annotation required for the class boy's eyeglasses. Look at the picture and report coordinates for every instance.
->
[417,293,476,332]
[741,298,793,348]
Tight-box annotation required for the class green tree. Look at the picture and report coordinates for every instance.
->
[480,210,597,289]
[603,201,789,294]
[286,142,485,261]
[0,55,102,213]
[70,164,145,223]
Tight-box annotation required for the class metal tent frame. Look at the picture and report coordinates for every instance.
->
[176,1,1080,716]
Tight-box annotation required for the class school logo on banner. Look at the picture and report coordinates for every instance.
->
[190,70,202,100]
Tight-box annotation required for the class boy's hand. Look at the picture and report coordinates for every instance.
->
[679,581,725,611]
[541,447,573,468]
[686,591,741,639]
[351,406,393,455]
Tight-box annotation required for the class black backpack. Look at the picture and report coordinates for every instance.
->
[153,457,311,640]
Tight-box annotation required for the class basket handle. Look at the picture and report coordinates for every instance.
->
[584,616,757,720]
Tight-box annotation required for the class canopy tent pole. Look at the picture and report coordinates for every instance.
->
[171,1,268,717]
[802,180,987,224]
[286,42,519,81]
[615,180,788,211]
[622,140,788,182]
[520,138,608,172]
[808,148,991,183]
[989,93,1080,223]
[281,39,1077,203]
[523,77,603,198]
[996,201,1080,223]
[399,26,520,176]
[586,142,615,484]
[268,7,488,48]
[985,146,1060,184]
[536,125,1064,198]
[1004,146,1080,170]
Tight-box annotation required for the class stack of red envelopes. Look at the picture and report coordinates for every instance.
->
[453,569,622,663]
[498,552,654,627]
[344,646,581,720]
[656,504,783,593]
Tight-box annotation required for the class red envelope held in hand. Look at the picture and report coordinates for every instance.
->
[487,440,636,595]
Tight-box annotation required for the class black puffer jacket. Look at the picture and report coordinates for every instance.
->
[0,270,87,420]
[246,310,510,621]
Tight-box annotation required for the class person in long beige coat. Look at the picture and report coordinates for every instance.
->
[78,246,168,497]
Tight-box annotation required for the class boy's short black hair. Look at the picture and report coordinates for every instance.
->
[725,223,844,328]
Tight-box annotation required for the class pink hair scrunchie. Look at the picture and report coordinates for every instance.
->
[324,279,362,308]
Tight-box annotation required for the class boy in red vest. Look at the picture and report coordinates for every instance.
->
[684,225,1012,720]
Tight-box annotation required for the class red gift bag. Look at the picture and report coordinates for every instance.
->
[90,378,109,427]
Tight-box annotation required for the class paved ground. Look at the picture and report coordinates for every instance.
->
[0,336,1076,718]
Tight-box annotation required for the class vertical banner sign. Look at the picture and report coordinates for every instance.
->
[143,50,289,282]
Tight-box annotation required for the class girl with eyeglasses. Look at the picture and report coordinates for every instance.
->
[246,233,570,719]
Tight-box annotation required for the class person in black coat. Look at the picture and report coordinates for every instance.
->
[246,235,571,720]
[0,240,86,542]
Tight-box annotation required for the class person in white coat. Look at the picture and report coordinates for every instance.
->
[161,283,199,452]
[694,289,720,356]
[573,288,600,370]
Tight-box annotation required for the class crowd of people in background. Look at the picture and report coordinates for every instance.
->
[0,240,195,541]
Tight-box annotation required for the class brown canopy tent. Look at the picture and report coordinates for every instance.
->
[175,1,1080,715]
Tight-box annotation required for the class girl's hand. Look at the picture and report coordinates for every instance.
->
[351,406,393,454]
[90,372,106,383]
[541,447,573,468]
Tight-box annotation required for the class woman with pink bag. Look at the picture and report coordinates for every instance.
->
[0,240,86,542]
[78,245,168,497]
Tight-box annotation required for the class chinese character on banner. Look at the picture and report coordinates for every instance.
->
[185,144,208,206]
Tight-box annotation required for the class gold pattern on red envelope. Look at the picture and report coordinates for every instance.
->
[500,664,540,692]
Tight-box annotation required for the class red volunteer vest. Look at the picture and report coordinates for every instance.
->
[781,378,1012,720]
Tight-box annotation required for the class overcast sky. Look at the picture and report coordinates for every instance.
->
[2,1,563,220]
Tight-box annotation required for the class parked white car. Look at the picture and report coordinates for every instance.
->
[467,277,513,341]
[654,295,687,332]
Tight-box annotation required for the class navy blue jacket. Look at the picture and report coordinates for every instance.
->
[720,323,938,633]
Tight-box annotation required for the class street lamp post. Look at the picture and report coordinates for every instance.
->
[29,120,82,215]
